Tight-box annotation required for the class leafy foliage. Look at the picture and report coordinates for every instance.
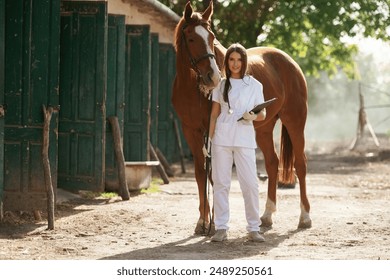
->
[159,0,390,78]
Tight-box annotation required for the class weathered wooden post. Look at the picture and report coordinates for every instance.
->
[108,116,130,200]
[350,84,380,150]
[42,105,55,230]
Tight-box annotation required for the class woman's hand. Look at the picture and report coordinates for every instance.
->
[242,111,257,121]
[202,137,211,158]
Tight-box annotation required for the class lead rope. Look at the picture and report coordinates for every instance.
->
[203,91,213,236]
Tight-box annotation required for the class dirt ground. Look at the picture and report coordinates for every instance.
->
[0,137,389,260]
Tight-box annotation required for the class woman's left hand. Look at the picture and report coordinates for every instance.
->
[242,111,257,121]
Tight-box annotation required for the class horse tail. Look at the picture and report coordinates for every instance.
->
[279,124,295,184]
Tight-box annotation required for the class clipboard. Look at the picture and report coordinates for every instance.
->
[237,97,277,121]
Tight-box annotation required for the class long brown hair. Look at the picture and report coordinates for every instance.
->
[223,43,248,103]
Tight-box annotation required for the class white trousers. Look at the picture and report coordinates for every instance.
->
[211,144,260,232]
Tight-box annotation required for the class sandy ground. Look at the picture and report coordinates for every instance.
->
[0,139,389,260]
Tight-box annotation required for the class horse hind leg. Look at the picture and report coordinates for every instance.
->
[294,145,311,229]
[286,125,312,229]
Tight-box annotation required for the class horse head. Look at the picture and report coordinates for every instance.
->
[176,1,221,97]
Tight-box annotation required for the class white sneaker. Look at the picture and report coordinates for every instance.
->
[248,231,265,242]
[211,229,227,242]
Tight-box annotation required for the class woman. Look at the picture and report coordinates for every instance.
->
[204,43,266,242]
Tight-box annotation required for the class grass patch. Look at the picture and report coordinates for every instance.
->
[79,191,100,199]
[99,192,118,199]
[140,178,163,194]
[79,191,119,199]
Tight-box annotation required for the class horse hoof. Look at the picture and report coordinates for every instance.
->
[278,182,296,189]
[194,219,214,236]
[298,218,312,229]
[260,226,271,233]
[260,216,273,228]
[208,223,216,236]
[257,173,268,181]
[194,222,207,235]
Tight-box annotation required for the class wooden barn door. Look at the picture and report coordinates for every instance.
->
[58,1,107,192]
[105,14,126,190]
[124,25,151,161]
[3,0,60,211]
[150,33,159,149]
[157,43,180,163]
[0,0,5,207]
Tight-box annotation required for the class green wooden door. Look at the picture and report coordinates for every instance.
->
[150,33,159,148]
[157,43,180,162]
[3,0,60,211]
[58,1,107,192]
[0,0,5,206]
[124,25,151,161]
[105,14,126,190]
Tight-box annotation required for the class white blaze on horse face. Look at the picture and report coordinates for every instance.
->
[194,25,221,87]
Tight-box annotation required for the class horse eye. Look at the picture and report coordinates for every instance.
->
[188,38,194,43]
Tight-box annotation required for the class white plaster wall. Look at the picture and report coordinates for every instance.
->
[63,0,177,43]
[110,0,176,43]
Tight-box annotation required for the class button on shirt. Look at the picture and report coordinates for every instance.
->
[212,75,264,149]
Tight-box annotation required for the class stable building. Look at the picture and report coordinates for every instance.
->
[0,0,182,217]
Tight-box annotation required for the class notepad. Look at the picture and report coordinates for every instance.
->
[237,97,277,121]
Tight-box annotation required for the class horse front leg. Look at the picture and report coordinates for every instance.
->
[193,156,214,235]
[256,127,278,228]
[182,125,214,235]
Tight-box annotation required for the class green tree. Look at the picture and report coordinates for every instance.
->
[160,0,389,78]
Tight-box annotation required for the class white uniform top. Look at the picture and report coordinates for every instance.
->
[212,75,264,149]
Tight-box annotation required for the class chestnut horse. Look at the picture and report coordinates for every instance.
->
[172,2,311,235]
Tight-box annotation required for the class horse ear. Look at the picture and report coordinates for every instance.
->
[202,1,213,21]
[184,1,193,21]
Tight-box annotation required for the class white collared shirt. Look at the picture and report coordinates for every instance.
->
[212,75,264,148]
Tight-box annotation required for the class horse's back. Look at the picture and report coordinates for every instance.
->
[246,46,308,131]
[247,47,305,81]
[248,46,299,64]
[247,47,307,101]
